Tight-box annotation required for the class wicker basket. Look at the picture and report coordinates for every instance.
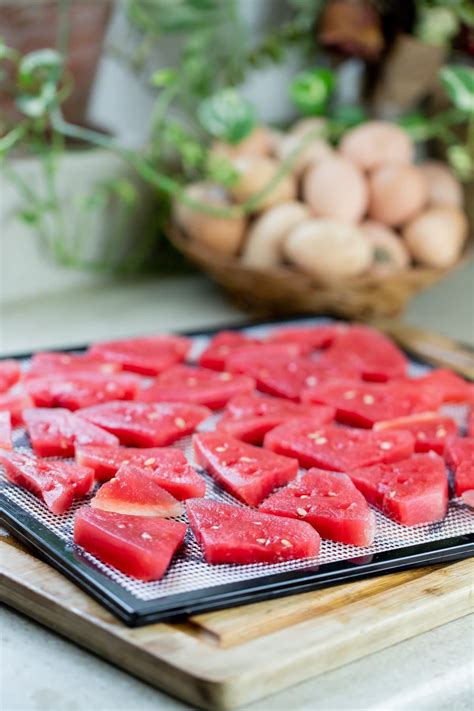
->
[168,223,471,320]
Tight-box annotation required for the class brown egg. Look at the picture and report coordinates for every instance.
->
[275,133,334,177]
[283,219,372,282]
[360,220,410,276]
[368,164,428,227]
[418,161,463,208]
[212,126,273,159]
[241,201,311,269]
[290,117,327,139]
[303,156,368,223]
[402,207,468,269]
[230,157,296,211]
[340,121,414,171]
[174,183,246,256]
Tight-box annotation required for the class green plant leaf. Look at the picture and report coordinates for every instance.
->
[18,48,63,88]
[198,89,256,144]
[447,144,473,181]
[331,105,367,129]
[16,80,58,118]
[150,68,177,87]
[397,113,435,141]
[439,65,474,114]
[290,68,334,115]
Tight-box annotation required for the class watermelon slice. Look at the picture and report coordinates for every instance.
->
[26,371,141,411]
[469,410,474,437]
[264,420,414,471]
[217,393,335,444]
[138,365,255,410]
[198,331,260,371]
[74,505,187,581]
[77,401,210,447]
[444,436,474,470]
[265,324,343,350]
[91,464,183,517]
[260,468,376,547]
[226,351,357,402]
[76,445,205,498]
[88,335,191,375]
[302,379,442,428]
[27,351,121,378]
[349,454,448,526]
[373,412,458,455]
[193,432,298,506]
[0,450,94,514]
[0,390,33,425]
[454,460,474,498]
[0,360,21,393]
[186,498,320,565]
[0,412,12,450]
[24,407,119,457]
[408,368,474,404]
[318,325,408,382]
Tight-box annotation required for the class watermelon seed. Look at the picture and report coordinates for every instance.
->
[254,521,263,525]
[299,494,310,499]
[305,376,318,387]
[239,456,254,462]
[219,373,232,381]
[147,412,159,420]
[343,390,356,399]
[117,523,126,528]
[144,458,156,466]
[327,491,337,497]
[256,538,266,544]
[281,539,292,547]
[105,383,116,392]
[141,532,152,540]
[174,417,186,429]
[416,433,427,440]
[296,507,307,517]
[363,395,375,405]
[211,525,220,529]
[215,446,227,452]
[436,427,447,437]
[307,431,322,439]
[379,441,393,450]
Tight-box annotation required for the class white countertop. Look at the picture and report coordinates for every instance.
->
[1,265,473,711]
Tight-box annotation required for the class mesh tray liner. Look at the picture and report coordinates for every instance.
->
[2,318,473,606]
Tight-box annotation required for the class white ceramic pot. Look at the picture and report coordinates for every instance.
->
[0,148,152,304]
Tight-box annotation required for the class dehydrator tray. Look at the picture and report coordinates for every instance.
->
[1,317,473,626]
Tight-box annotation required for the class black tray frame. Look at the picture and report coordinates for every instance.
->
[1,315,473,626]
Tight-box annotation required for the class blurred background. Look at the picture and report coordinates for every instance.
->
[0,0,473,349]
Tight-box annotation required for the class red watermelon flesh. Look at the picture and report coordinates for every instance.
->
[0,412,12,450]
[74,505,187,581]
[260,468,376,547]
[77,401,210,447]
[91,464,183,517]
[461,489,474,507]
[266,324,344,350]
[198,331,260,371]
[88,335,191,375]
[444,436,474,470]
[225,351,357,402]
[26,372,141,411]
[217,393,335,444]
[0,390,33,426]
[318,325,408,382]
[407,368,474,404]
[193,432,299,506]
[76,445,205,498]
[264,421,414,471]
[0,360,21,393]
[349,454,448,526]
[468,410,474,437]
[374,412,458,455]
[138,365,255,410]
[186,498,320,565]
[0,450,94,514]
[24,407,119,457]
[27,351,121,378]
[302,380,442,428]
[454,459,474,497]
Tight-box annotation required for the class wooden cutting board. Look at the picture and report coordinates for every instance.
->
[1,530,472,710]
